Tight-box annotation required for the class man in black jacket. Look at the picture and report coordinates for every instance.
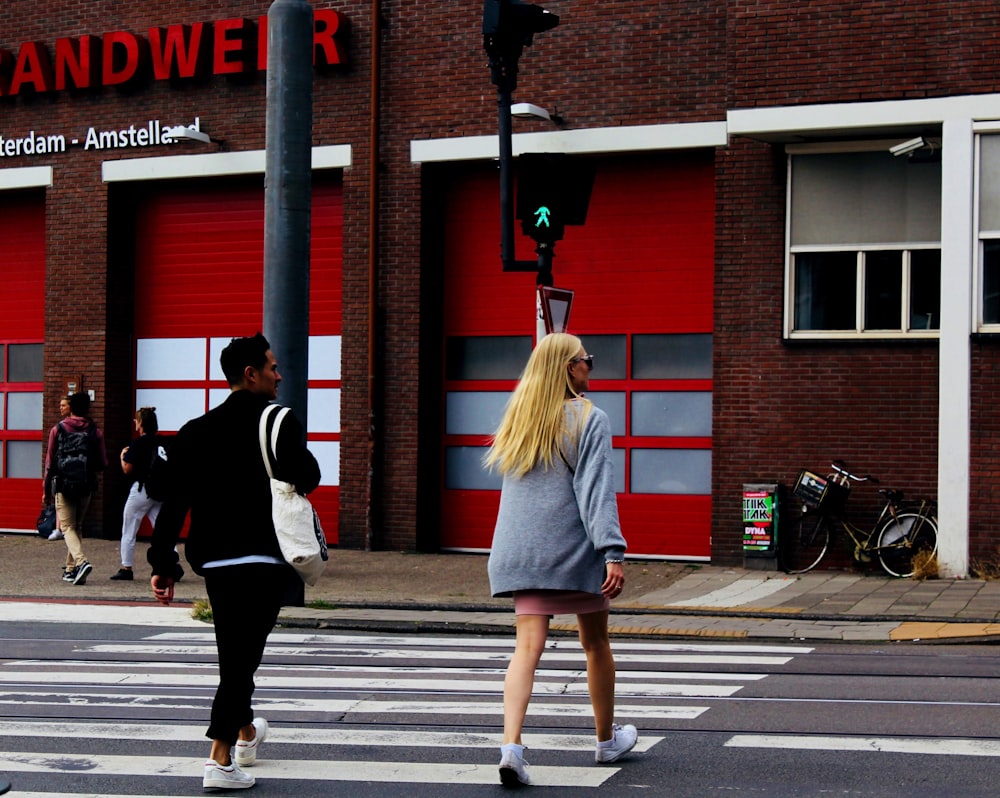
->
[149,333,320,791]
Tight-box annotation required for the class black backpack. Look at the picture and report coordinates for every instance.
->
[142,436,170,502]
[55,421,97,500]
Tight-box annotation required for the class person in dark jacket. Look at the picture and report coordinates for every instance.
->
[42,391,108,585]
[148,332,320,791]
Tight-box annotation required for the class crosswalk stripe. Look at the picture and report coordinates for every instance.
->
[5,659,768,682]
[0,692,707,718]
[0,753,618,787]
[0,669,742,697]
[78,643,792,665]
[726,734,1000,757]
[147,631,813,654]
[0,720,663,752]
[0,602,203,627]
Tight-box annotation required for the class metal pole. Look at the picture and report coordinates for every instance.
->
[497,85,515,269]
[264,0,314,434]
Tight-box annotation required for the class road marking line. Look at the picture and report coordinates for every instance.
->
[0,720,663,752]
[0,752,618,786]
[726,734,1000,756]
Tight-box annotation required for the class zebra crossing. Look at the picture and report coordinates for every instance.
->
[0,627,812,793]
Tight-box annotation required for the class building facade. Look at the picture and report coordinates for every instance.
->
[0,0,996,575]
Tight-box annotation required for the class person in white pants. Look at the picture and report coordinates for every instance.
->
[113,407,162,581]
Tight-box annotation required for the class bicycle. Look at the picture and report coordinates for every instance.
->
[781,461,939,577]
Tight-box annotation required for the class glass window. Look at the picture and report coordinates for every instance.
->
[789,150,941,338]
[7,440,41,479]
[8,344,42,382]
[632,392,712,437]
[983,240,1000,325]
[910,249,941,330]
[445,446,502,490]
[794,252,857,330]
[630,449,711,495]
[580,335,627,379]
[446,336,532,380]
[864,251,903,330]
[586,391,626,436]
[446,391,510,435]
[7,391,42,430]
[632,334,712,380]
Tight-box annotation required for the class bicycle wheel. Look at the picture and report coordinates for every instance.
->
[781,511,830,574]
[876,512,939,578]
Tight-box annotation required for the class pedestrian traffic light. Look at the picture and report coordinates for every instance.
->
[516,154,595,246]
[483,0,559,52]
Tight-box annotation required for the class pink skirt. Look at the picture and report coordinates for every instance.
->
[513,589,610,617]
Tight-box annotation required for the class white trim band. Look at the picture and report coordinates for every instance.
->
[0,165,53,190]
[102,144,352,183]
[410,121,728,163]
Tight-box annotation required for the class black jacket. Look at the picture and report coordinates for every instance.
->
[148,390,321,577]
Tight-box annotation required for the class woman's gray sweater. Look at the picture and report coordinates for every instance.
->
[487,402,627,597]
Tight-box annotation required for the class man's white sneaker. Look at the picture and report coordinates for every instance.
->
[595,723,638,763]
[48,529,64,541]
[234,717,269,766]
[499,743,531,787]
[203,758,255,790]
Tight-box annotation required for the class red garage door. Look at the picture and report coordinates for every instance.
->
[0,189,45,531]
[441,153,714,559]
[132,176,343,541]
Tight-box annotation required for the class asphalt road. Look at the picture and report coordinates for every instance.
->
[2,610,1000,796]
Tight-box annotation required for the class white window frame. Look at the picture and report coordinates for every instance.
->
[784,142,942,340]
[973,126,1000,332]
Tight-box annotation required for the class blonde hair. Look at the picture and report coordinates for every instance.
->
[485,333,592,478]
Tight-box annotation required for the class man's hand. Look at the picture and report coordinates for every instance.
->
[151,574,175,606]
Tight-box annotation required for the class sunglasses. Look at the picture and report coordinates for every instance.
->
[570,355,595,370]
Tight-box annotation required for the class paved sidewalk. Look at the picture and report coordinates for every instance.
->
[3,532,1000,643]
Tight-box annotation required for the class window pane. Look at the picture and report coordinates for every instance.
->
[794,252,857,330]
[8,344,42,382]
[984,241,1000,325]
[632,392,712,437]
[586,392,626,436]
[980,135,1000,231]
[7,391,42,430]
[910,250,941,330]
[7,440,41,479]
[630,449,711,494]
[446,336,532,380]
[579,335,626,379]
[632,334,712,380]
[864,251,903,330]
[446,391,509,435]
[445,446,502,490]
[791,151,941,246]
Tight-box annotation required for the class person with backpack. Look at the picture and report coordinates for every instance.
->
[113,406,167,581]
[42,392,108,586]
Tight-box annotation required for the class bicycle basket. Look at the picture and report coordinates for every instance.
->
[792,470,849,512]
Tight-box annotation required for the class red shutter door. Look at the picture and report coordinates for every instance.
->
[441,154,714,558]
[0,190,45,530]
[133,176,342,540]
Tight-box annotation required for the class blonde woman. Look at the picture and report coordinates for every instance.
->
[486,333,637,788]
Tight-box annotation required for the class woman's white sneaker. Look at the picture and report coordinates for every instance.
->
[234,717,269,766]
[595,723,638,763]
[499,743,531,787]
[203,758,254,790]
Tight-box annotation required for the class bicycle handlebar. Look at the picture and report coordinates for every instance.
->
[830,460,880,484]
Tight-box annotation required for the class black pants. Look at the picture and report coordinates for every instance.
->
[204,562,292,746]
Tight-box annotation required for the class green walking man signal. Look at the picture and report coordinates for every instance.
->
[534,206,551,228]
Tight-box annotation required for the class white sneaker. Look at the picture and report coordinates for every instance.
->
[203,758,254,790]
[48,529,64,541]
[499,743,531,787]
[595,723,638,763]
[234,717,269,766]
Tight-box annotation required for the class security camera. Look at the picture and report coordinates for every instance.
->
[890,137,927,157]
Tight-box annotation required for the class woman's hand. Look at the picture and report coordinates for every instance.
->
[601,561,625,598]
[151,574,175,606]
